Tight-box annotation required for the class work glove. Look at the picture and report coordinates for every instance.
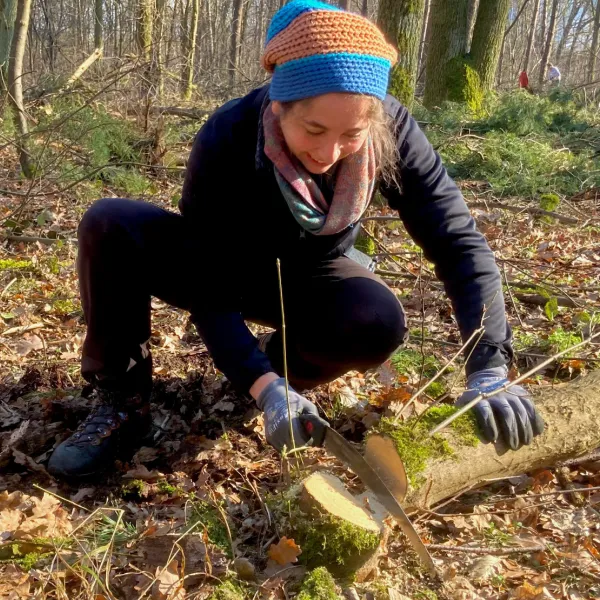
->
[256,377,320,452]
[457,366,544,450]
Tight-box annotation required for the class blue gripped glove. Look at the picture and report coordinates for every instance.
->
[256,377,321,452]
[457,366,545,450]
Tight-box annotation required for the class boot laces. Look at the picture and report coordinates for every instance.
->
[69,404,126,448]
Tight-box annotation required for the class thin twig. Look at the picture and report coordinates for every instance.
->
[276,259,295,452]
[2,322,46,336]
[425,543,546,555]
[429,330,600,436]
[502,264,525,328]
[396,326,485,423]
[0,277,17,299]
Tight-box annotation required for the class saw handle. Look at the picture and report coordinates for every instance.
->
[299,413,330,447]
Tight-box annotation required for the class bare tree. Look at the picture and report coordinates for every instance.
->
[229,0,248,90]
[539,0,559,84]
[588,0,600,81]
[181,0,198,100]
[8,0,32,178]
[0,0,17,89]
[524,0,541,73]
[94,0,103,50]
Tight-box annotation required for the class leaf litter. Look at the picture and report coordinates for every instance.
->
[1,131,600,599]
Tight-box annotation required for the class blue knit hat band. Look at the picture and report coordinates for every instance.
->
[269,53,392,102]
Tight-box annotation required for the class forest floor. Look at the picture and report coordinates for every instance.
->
[1,90,600,599]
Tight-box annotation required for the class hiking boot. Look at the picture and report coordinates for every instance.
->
[48,390,151,479]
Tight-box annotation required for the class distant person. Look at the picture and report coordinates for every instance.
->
[518,70,531,93]
[547,63,561,86]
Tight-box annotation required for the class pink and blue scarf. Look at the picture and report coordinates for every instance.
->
[263,103,376,236]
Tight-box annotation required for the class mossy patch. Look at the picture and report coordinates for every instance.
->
[294,512,380,569]
[376,406,479,488]
[354,231,375,256]
[52,298,81,316]
[212,580,248,600]
[156,479,178,495]
[0,259,33,271]
[121,479,146,499]
[267,486,380,574]
[297,567,338,600]
[389,65,414,108]
[445,56,484,114]
[189,499,231,555]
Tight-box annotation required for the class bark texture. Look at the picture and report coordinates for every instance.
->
[470,0,512,91]
[377,0,425,107]
[423,0,469,108]
[8,0,32,178]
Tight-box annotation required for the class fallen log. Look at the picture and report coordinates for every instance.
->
[391,370,600,511]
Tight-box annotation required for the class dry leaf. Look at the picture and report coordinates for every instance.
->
[123,464,163,481]
[12,449,47,474]
[151,559,185,600]
[14,492,72,540]
[511,582,548,599]
[132,446,160,465]
[268,537,302,565]
[468,555,501,583]
[0,564,31,598]
[0,508,24,538]
[15,334,43,356]
[70,487,96,503]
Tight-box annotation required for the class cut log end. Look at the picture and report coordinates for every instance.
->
[300,471,381,533]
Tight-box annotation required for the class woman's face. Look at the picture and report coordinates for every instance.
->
[272,93,372,175]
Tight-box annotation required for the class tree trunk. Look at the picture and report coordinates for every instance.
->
[228,0,247,91]
[181,0,198,100]
[555,0,580,63]
[154,0,166,98]
[361,0,369,17]
[539,0,558,85]
[8,0,32,178]
[137,0,154,61]
[466,0,480,50]
[338,0,349,9]
[470,0,512,92]
[94,0,103,50]
[423,0,470,108]
[0,0,16,89]
[523,0,540,73]
[403,370,600,511]
[588,0,600,83]
[377,0,426,108]
[418,0,431,74]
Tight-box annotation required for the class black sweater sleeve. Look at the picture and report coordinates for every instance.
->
[179,118,275,393]
[380,106,513,375]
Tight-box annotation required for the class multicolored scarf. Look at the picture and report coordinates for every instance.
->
[262,102,376,236]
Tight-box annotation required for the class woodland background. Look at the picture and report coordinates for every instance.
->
[1,0,600,599]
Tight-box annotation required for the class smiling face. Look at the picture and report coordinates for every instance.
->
[271,93,372,175]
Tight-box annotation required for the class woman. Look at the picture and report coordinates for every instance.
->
[48,0,543,479]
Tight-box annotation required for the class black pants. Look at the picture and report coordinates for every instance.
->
[78,199,408,393]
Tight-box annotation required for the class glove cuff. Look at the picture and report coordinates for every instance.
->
[256,377,295,411]
[467,365,508,389]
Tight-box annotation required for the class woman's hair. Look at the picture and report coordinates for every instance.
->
[279,95,399,187]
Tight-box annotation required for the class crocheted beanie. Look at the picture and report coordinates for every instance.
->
[262,0,397,102]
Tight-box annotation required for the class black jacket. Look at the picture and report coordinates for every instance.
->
[179,85,512,392]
